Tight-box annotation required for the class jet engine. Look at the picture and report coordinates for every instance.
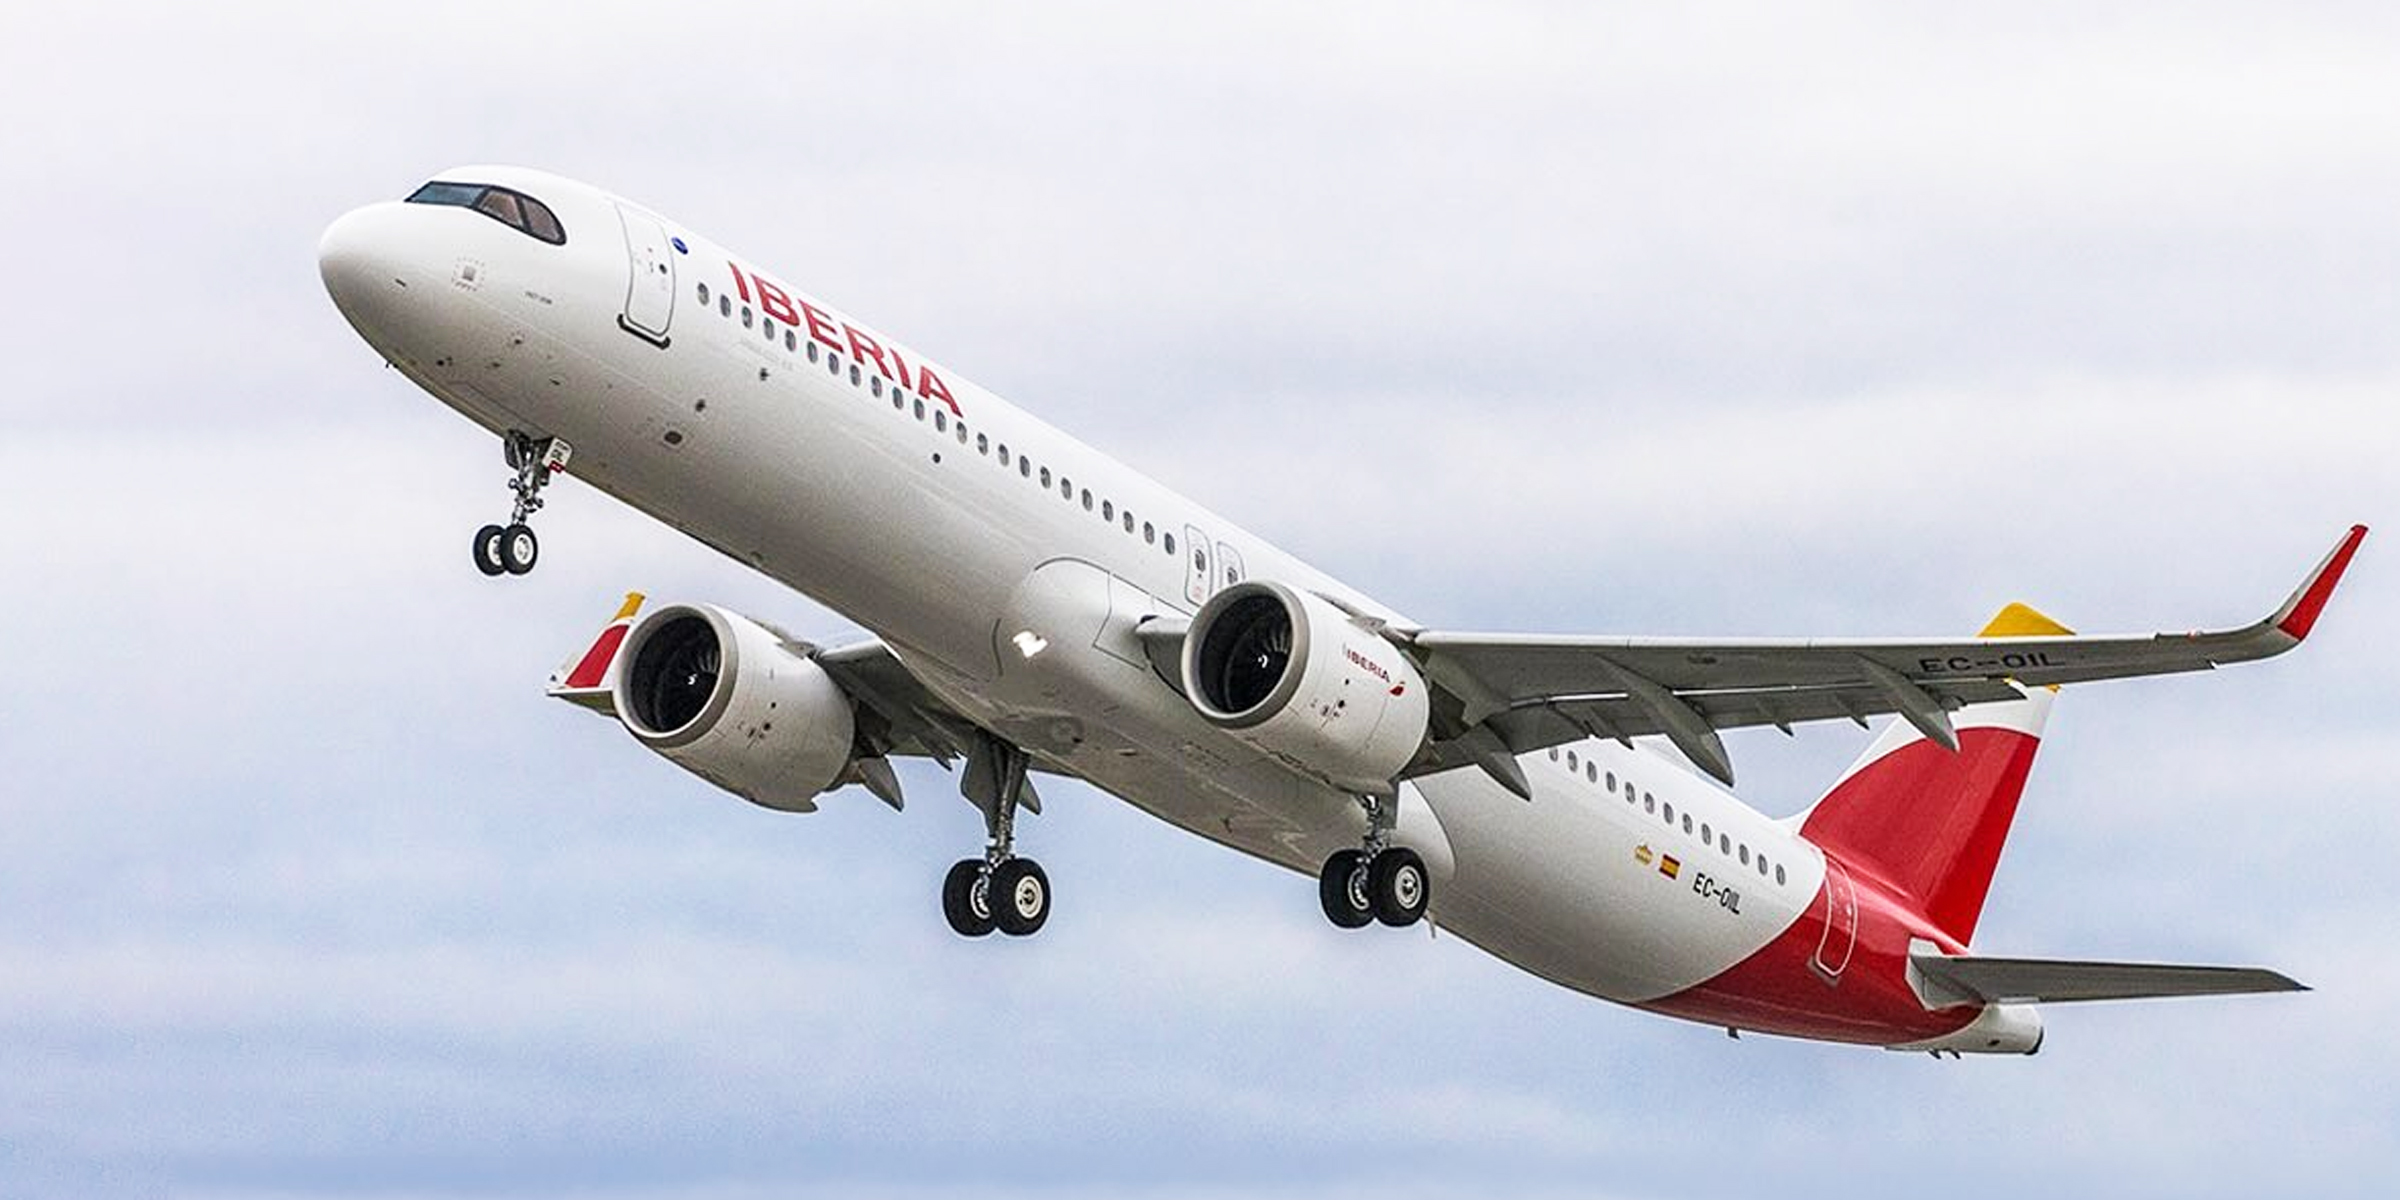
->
[611,603,857,812]
[1182,581,1430,794]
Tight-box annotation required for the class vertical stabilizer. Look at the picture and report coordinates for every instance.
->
[1798,604,2067,944]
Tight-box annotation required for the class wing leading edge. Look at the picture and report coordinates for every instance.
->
[1404,526,2367,786]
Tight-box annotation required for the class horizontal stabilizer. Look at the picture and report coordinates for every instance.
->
[1911,951,2306,1007]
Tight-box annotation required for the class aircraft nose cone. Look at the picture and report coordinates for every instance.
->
[318,203,419,332]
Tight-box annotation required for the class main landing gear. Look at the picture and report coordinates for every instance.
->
[1317,792,1430,930]
[943,736,1052,938]
[473,431,569,577]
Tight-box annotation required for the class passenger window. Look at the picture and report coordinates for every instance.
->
[1739,844,1751,866]
[1606,772,1616,792]
[850,365,862,386]
[785,330,797,352]
[1624,783,1636,803]
[1586,763,1597,784]
[1681,814,1693,835]
[830,354,842,374]
[1663,802,1674,824]
[935,410,948,433]
[1701,822,1712,844]
[720,295,732,317]
[1040,467,1052,487]
[956,422,969,445]
[999,445,1011,466]
[977,433,990,455]
[807,341,819,363]
[697,282,711,305]
[1643,793,1655,814]
[914,398,926,421]
[1756,856,1769,877]
[1548,749,1560,762]
[740,306,753,328]
[1163,532,1176,555]
[871,375,883,397]
[1061,477,1074,499]
[1719,834,1731,855]
[1123,512,1136,533]
[1102,499,1114,521]
[1566,751,1579,772]
[1143,521,1155,544]
[1081,489,1094,512]
[1775,864,1787,885]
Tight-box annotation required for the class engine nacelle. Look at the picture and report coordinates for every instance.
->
[1182,581,1430,794]
[611,603,857,812]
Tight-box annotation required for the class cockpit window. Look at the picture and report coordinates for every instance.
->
[405,180,567,246]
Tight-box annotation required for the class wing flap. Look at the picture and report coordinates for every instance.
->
[1910,951,2307,1007]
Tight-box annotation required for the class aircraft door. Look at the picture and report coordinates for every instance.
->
[616,203,676,346]
[1215,541,1246,590]
[1183,525,1213,606]
[1811,859,1858,983]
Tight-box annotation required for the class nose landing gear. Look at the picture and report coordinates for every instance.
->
[473,431,569,577]
[1317,792,1430,929]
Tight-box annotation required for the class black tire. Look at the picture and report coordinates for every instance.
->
[1318,850,1373,929]
[1369,847,1429,928]
[991,858,1051,937]
[473,524,508,576]
[942,859,996,937]
[499,522,539,575]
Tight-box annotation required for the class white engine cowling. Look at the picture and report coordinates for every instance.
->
[610,603,857,812]
[1182,581,1430,794]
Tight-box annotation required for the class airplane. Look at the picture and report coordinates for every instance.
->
[320,165,2365,1055]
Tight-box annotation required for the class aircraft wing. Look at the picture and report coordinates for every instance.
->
[1910,951,2306,1006]
[1405,526,2365,787]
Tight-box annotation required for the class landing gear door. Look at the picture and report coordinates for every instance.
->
[1183,525,1213,607]
[616,203,675,346]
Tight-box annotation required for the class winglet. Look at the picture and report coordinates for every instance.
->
[546,591,647,713]
[2270,525,2368,642]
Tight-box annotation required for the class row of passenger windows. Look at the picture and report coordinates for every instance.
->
[1551,747,1787,887]
[700,280,1183,559]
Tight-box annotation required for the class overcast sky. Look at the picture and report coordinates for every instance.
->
[4,3,2396,1197]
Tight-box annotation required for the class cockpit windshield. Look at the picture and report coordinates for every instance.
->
[405,181,566,245]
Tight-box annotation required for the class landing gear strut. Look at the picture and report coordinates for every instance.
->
[473,431,569,577]
[1318,792,1429,929]
[944,736,1051,938]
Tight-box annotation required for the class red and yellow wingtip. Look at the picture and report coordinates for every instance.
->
[554,591,646,694]
[2273,525,2368,642]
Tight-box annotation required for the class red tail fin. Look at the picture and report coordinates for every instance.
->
[1798,604,2065,945]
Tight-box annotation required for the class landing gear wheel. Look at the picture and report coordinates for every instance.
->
[472,524,508,577]
[990,858,1051,937]
[1318,849,1374,929]
[498,523,539,575]
[1368,847,1430,928]
[942,859,996,937]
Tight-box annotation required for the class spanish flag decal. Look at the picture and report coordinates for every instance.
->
[1659,855,1681,880]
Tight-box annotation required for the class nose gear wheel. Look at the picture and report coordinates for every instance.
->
[472,431,569,577]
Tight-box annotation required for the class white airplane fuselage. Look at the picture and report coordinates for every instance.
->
[324,165,2200,1054]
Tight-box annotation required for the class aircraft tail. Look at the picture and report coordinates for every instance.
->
[1798,603,2068,945]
